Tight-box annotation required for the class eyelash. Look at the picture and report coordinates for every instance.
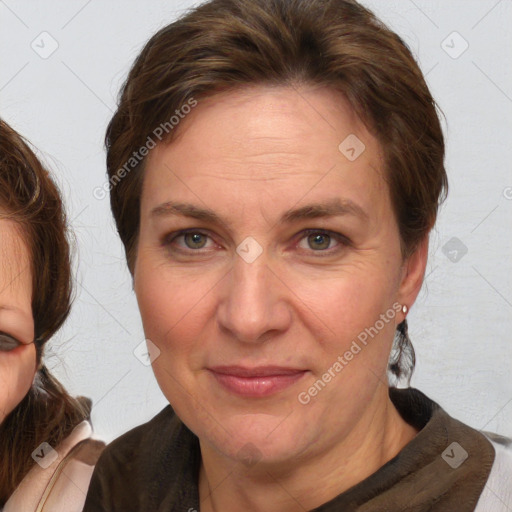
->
[163,228,350,256]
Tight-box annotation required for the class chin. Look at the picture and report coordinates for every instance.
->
[198,411,310,467]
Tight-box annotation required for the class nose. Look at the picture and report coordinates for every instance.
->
[216,253,292,344]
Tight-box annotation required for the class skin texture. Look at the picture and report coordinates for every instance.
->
[134,85,428,511]
[0,219,36,424]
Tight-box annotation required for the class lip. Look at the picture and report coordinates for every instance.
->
[208,366,307,397]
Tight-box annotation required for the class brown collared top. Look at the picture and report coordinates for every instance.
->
[83,388,495,512]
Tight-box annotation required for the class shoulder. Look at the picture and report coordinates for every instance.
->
[475,432,512,511]
[83,405,198,511]
[93,404,179,470]
[4,420,105,512]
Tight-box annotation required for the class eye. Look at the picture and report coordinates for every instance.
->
[164,230,215,251]
[162,228,349,256]
[0,332,22,352]
[297,230,349,253]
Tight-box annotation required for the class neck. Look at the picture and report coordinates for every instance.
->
[199,385,418,512]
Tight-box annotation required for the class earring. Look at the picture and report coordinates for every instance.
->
[402,304,408,315]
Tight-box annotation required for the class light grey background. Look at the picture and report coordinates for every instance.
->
[1,0,511,443]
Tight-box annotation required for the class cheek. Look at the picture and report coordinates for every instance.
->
[292,261,399,337]
[0,344,36,423]
[134,258,220,422]
[134,255,216,360]
[285,260,401,391]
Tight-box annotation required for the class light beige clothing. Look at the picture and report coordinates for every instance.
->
[4,421,104,512]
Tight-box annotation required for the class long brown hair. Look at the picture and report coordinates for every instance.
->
[105,0,448,382]
[0,119,90,504]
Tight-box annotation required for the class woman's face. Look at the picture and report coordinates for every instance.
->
[134,85,426,465]
[0,219,36,424]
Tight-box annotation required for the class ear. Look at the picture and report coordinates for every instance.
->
[397,235,429,320]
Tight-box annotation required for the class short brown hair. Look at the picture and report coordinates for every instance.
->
[0,119,89,503]
[105,0,448,380]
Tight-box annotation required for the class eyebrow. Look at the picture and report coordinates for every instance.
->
[0,305,20,313]
[0,304,32,322]
[151,198,368,226]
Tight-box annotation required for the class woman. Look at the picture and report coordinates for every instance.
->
[83,0,511,510]
[0,119,104,511]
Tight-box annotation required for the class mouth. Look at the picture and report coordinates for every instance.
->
[207,365,307,397]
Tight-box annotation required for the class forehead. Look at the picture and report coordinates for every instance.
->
[142,85,388,219]
[154,84,380,162]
